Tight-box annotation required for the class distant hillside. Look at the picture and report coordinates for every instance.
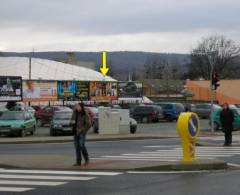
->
[1,51,190,80]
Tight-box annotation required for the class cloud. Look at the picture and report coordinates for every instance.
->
[0,0,240,52]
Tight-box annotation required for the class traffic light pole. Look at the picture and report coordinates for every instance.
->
[209,56,214,134]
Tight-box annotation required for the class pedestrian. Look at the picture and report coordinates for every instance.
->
[71,102,91,166]
[220,103,234,146]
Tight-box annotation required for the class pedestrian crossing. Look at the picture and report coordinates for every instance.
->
[0,168,122,192]
[93,146,240,162]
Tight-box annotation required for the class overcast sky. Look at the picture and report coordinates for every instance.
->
[0,0,240,53]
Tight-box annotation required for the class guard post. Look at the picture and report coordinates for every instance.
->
[177,112,200,161]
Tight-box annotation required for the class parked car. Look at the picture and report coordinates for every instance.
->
[35,106,72,127]
[9,105,36,116]
[50,110,73,136]
[132,105,164,123]
[210,105,240,131]
[156,102,185,121]
[191,103,213,119]
[0,111,36,137]
[32,105,45,112]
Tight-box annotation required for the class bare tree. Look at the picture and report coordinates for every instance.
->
[188,35,240,79]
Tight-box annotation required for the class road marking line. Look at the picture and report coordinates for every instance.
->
[103,155,230,158]
[121,154,231,157]
[127,170,210,174]
[0,174,95,181]
[227,163,240,167]
[0,180,67,186]
[91,157,181,161]
[141,152,240,154]
[144,145,180,148]
[0,169,122,176]
[0,187,34,192]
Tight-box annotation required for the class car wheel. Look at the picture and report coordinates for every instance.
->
[130,126,137,134]
[93,126,99,134]
[37,119,43,127]
[50,129,56,136]
[30,126,36,135]
[19,129,26,137]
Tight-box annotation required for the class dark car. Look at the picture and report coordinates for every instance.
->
[50,111,73,136]
[35,106,72,127]
[132,105,164,123]
[156,103,185,121]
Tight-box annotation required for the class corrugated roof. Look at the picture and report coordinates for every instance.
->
[0,57,116,81]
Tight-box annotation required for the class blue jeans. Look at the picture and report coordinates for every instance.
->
[74,133,89,164]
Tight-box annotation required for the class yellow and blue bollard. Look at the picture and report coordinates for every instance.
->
[177,112,200,161]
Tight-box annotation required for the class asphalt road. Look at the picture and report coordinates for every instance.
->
[1,139,240,194]
[32,119,210,137]
[1,138,240,164]
[12,169,240,195]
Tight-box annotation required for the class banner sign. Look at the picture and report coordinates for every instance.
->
[90,82,118,101]
[57,81,77,100]
[23,80,57,102]
[0,76,22,101]
[118,82,143,98]
[76,81,89,101]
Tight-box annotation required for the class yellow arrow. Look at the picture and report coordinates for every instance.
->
[100,51,109,76]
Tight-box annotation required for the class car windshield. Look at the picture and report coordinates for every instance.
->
[0,112,24,120]
[54,112,72,120]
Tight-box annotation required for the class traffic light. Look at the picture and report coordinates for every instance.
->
[212,72,220,90]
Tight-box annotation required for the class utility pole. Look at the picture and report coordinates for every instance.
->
[207,52,217,134]
[29,55,32,80]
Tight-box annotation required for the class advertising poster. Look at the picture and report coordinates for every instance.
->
[118,82,143,98]
[90,82,118,101]
[76,81,89,101]
[23,80,57,102]
[0,76,22,101]
[57,81,77,100]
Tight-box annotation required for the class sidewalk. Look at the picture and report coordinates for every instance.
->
[0,154,227,171]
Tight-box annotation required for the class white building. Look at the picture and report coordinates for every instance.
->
[0,57,115,81]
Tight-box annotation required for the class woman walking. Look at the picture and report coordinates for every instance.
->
[71,102,91,166]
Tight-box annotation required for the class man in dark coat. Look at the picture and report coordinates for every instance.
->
[220,103,234,146]
[71,102,91,166]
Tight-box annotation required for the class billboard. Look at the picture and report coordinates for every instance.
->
[0,76,22,101]
[90,82,118,101]
[57,81,77,100]
[118,82,143,98]
[23,80,57,102]
[76,81,89,101]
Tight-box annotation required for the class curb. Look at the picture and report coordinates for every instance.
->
[0,135,178,145]
[0,160,228,172]
[134,159,228,171]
